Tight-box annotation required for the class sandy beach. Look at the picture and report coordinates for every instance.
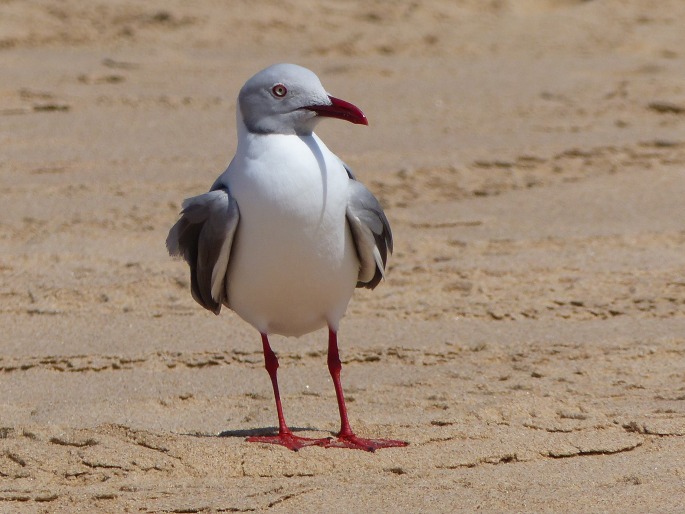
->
[2,0,685,511]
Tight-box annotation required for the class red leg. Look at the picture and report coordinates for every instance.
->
[324,328,408,451]
[246,333,329,451]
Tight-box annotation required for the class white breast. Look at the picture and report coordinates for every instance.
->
[222,131,359,337]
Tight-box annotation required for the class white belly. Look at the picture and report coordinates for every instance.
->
[223,132,359,337]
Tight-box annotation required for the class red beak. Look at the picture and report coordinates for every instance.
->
[305,95,368,126]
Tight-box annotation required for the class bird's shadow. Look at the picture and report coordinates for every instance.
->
[185,426,329,439]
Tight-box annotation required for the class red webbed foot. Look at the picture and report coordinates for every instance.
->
[324,433,408,452]
[246,432,330,451]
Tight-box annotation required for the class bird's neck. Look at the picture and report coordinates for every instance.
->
[235,110,320,142]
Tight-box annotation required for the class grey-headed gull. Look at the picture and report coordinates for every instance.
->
[167,63,406,451]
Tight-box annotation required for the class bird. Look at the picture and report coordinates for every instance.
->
[166,63,407,452]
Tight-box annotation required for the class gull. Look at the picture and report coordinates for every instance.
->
[167,63,407,451]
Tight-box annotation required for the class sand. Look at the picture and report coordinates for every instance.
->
[2,0,685,511]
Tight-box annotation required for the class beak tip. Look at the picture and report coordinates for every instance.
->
[307,95,368,126]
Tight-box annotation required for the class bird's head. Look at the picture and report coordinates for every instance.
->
[238,63,368,135]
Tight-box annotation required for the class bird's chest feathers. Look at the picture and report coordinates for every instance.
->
[230,134,347,229]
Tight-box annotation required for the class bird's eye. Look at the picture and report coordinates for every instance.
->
[271,84,287,98]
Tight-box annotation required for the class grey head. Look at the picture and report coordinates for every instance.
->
[238,63,368,135]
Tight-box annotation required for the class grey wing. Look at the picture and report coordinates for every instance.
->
[345,178,393,290]
[166,187,239,314]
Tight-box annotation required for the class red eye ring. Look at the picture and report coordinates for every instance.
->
[271,84,287,98]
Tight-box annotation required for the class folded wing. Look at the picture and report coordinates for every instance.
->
[345,179,393,289]
[166,187,239,314]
